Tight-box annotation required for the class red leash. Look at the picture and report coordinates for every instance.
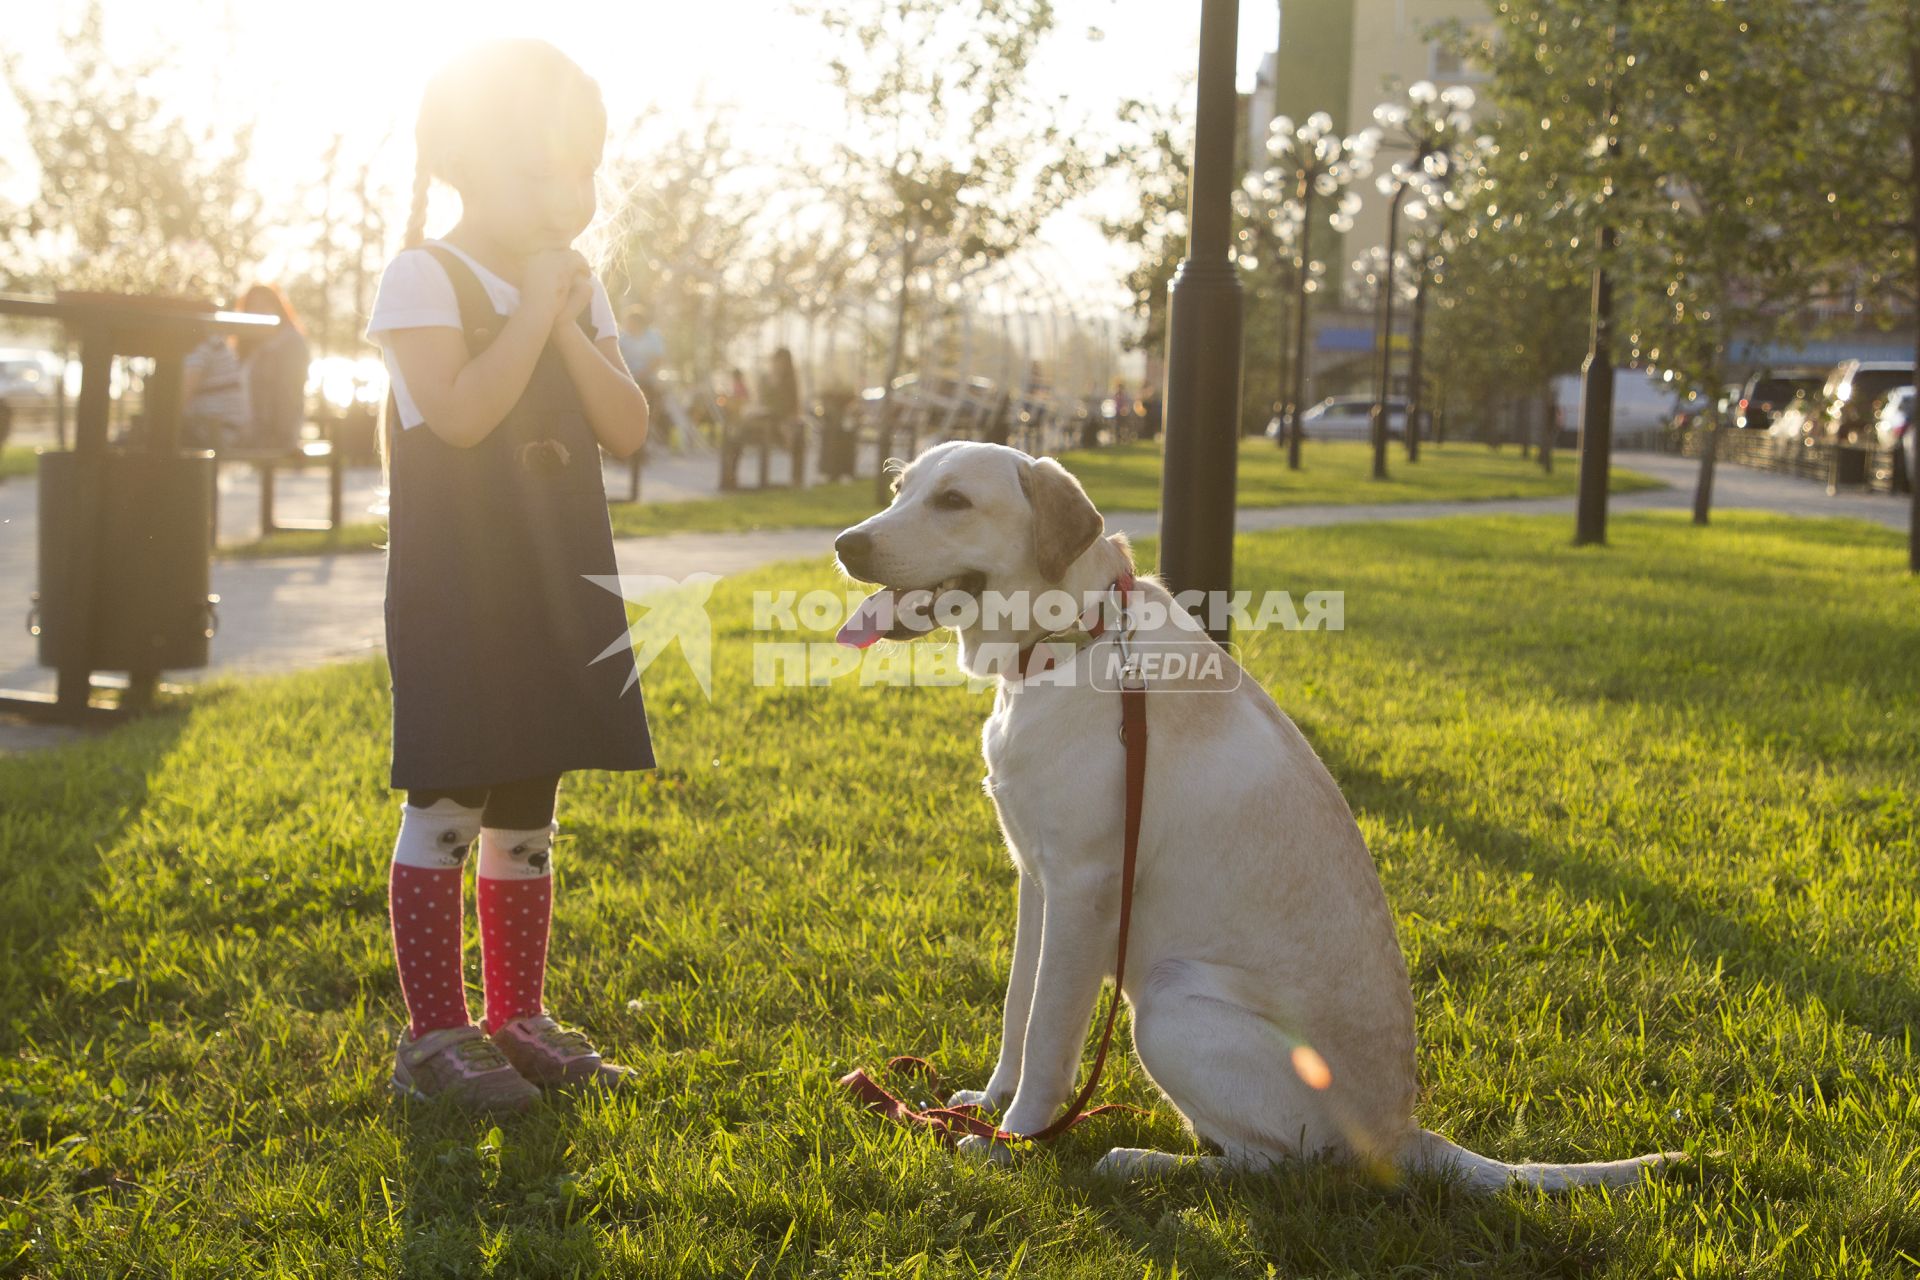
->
[838,576,1149,1149]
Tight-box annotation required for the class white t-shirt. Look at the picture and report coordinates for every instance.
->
[364,239,619,430]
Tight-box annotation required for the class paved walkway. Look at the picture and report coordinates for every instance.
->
[0,449,1906,752]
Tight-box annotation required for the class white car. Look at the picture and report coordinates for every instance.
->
[0,349,63,406]
[1873,385,1915,491]
[1266,397,1407,443]
[1766,391,1820,449]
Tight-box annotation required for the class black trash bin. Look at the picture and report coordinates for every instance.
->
[1828,443,1869,493]
[34,450,218,675]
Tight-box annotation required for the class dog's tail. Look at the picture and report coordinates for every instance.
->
[1399,1128,1683,1192]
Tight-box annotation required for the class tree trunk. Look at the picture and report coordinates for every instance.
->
[875,227,918,503]
[1693,420,1718,525]
[1286,180,1314,468]
[1538,385,1554,473]
[1908,23,1920,572]
[1405,253,1428,463]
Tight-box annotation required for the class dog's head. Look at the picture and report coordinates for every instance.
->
[832,442,1105,647]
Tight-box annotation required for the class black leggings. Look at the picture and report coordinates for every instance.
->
[409,774,562,828]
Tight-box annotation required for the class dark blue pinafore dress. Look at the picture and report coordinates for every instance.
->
[384,245,655,790]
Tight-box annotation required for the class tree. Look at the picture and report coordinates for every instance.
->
[1241,113,1375,465]
[801,0,1095,497]
[604,111,774,391]
[1444,0,1851,537]
[1102,96,1191,364]
[1806,0,1920,571]
[2,1,260,296]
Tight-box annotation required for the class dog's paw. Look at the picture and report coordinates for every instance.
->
[945,1088,1000,1110]
[955,1134,1015,1167]
[1093,1147,1195,1180]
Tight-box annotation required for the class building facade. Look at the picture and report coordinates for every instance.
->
[1245,0,1484,399]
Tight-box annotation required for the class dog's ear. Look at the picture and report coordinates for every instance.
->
[1020,456,1104,582]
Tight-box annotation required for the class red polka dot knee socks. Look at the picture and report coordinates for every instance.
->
[389,799,482,1038]
[475,822,558,1034]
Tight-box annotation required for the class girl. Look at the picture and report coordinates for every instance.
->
[366,39,653,1112]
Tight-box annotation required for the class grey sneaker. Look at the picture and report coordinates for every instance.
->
[392,1026,542,1113]
[489,1014,636,1090]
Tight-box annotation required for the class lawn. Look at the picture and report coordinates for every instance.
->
[0,445,38,481]
[4,511,1916,1277]
[223,439,1660,558]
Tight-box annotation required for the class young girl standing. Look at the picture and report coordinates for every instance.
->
[366,39,653,1112]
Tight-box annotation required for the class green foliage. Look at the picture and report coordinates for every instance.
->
[798,0,1098,417]
[1436,0,1894,398]
[0,1,261,297]
[1807,0,1918,360]
[1101,96,1192,360]
[3,512,1918,1275]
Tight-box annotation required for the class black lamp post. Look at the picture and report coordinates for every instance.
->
[1368,179,1409,481]
[1158,0,1245,643]
[1405,239,1432,463]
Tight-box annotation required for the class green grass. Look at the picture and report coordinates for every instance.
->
[5,511,1916,1276]
[221,440,1661,558]
[0,444,38,480]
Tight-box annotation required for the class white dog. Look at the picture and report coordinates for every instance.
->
[834,441,1678,1189]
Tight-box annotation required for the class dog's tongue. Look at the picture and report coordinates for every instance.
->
[836,588,897,649]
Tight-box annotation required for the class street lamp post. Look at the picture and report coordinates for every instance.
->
[1405,240,1431,463]
[1246,115,1373,469]
[1159,0,1245,643]
[1366,82,1476,480]
[1369,180,1407,481]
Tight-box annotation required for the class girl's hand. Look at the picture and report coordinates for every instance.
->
[554,264,594,333]
[524,249,591,326]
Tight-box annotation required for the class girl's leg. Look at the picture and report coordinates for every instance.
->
[390,792,486,1037]
[474,774,563,1033]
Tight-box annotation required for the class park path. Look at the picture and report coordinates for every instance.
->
[0,449,1907,752]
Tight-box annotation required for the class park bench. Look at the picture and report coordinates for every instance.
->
[215,438,344,541]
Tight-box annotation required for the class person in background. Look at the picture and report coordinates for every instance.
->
[617,304,666,386]
[235,283,312,451]
[1141,384,1164,441]
[724,366,751,417]
[617,303,668,447]
[181,325,251,451]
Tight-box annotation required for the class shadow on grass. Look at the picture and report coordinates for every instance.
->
[386,1089,613,1275]
[0,705,196,1038]
[1311,732,1920,1039]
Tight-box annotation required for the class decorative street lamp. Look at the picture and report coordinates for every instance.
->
[1243,115,1375,469]
[1365,81,1477,481]
[1158,0,1244,643]
[1402,133,1491,462]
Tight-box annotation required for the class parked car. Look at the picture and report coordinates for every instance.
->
[0,349,63,407]
[1551,368,1683,442]
[1766,390,1821,449]
[1265,397,1407,443]
[1733,367,1825,431]
[1816,359,1914,444]
[1874,385,1915,492]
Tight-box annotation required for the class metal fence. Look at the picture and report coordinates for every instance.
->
[1628,425,1906,495]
